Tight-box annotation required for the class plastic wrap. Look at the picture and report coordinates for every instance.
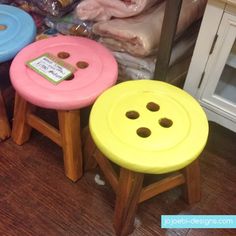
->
[44,11,93,37]
[93,0,207,57]
[75,0,163,21]
[36,28,61,40]
[35,0,80,16]
[0,0,80,16]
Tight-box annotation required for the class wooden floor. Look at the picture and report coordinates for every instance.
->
[0,112,236,236]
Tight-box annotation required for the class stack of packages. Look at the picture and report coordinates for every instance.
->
[1,0,207,80]
[75,0,207,80]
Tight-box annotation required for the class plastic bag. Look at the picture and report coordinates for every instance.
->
[0,0,81,16]
[44,11,93,37]
[35,0,80,16]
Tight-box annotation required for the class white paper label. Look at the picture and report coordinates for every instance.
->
[28,55,72,83]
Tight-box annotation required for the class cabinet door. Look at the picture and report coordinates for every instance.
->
[199,12,236,121]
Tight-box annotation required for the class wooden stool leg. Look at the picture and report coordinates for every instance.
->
[58,110,83,182]
[0,91,11,141]
[82,126,97,171]
[182,159,201,204]
[114,168,144,236]
[11,93,34,145]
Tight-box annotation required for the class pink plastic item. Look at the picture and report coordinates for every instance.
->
[76,0,163,21]
[10,36,118,110]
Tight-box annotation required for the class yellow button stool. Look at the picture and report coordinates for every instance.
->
[88,80,209,236]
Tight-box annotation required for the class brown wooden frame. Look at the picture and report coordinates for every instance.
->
[83,131,201,236]
[154,0,183,82]
[11,93,83,182]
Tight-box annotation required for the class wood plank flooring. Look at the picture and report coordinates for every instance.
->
[0,112,236,235]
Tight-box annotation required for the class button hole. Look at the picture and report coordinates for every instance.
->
[136,127,151,138]
[64,74,75,81]
[126,111,140,120]
[159,118,173,128]
[0,25,7,31]
[57,52,70,59]
[146,102,160,112]
[76,61,89,69]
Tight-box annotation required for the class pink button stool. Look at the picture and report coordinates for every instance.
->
[10,36,118,181]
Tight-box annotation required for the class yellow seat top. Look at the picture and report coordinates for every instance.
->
[89,80,209,174]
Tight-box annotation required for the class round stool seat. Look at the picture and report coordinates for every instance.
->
[90,80,209,174]
[10,36,118,110]
[0,4,36,63]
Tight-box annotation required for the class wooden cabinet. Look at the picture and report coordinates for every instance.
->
[184,0,236,132]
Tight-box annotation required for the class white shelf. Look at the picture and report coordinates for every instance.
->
[226,41,236,68]
[215,64,236,103]
[184,0,236,132]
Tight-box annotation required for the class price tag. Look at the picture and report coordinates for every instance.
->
[26,53,76,84]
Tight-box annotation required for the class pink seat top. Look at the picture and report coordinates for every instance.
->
[10,36,118,110]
